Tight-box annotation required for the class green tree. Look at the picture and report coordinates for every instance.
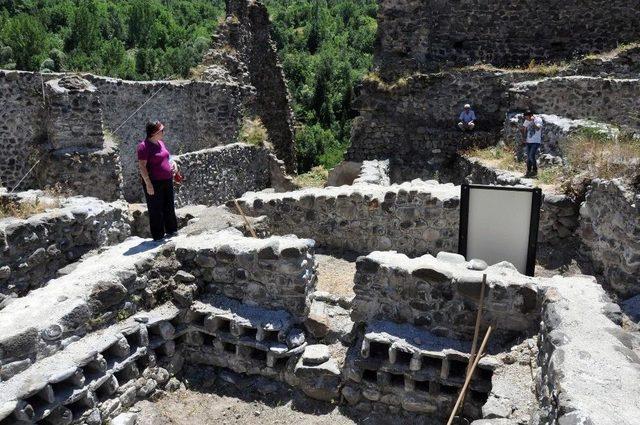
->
[128,0,156,48]
[0,14,48,70]
[67,0,100,54]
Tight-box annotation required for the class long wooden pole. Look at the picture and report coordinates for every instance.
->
[468,274,487,373]
[233,199,257,238]
[446,326,493,425]
[459,273,487,410]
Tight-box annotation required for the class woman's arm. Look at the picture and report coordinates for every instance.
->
[138,160,155,195]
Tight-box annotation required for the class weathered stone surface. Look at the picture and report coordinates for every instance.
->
[351,251,540,342]
[537,276,640,423]
[175,228,316,318]
[374,0,640,79]
[0,194,131,298]
[578,179,640,298]
[236,180,460,257]
[302,345,330,366]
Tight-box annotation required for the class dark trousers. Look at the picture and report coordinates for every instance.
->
[143,179,178,240]
[525,143,540,171]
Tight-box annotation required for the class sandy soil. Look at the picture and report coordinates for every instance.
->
[315,254,357,298]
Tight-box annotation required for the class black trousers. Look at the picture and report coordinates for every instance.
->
[143,179,178,240]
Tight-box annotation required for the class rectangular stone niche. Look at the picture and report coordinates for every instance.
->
[342,321,498,419]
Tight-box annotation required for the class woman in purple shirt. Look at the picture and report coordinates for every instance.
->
[137,121,178,240]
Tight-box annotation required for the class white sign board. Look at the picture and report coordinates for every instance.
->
[458,185,542,276]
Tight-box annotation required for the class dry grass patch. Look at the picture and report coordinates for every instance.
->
[239,117,269,147]
[0,197,61,220]
[465,129,640,189]
[293,166,328,188]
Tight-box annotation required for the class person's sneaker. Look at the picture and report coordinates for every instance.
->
[166,232,178,238]
[524,171,531,178]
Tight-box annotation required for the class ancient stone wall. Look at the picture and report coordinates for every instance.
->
[509,76,640,132]
[351,251,540,343]
[573,44,640,78]
[91,76,250,201]
[352,160,391,186]
[208,0,297,173]
[537,276,640,423]
[235,180,460,256]
[0,71,47,191]
[348,70,513,177]
[174,229,316,319]
[375,0,640,80]
[578,179,640,298]
[0,193,131,299]
[173,144,271,208]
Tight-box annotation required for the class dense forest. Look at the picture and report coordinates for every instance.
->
[0,0,377,173]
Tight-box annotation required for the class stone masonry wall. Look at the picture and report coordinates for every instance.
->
[509,76,640,133]
[375,0,640,80]
[351,251,540,343]
[235,180,460,256]
[173,144,271,209]
[348,70,521,177]
[0,71,47,191]
[537,276,640,423]
[578,179,640,298]
[0,194,131,299]
[91,76,250,202]
[174,229,316,319]
[214,0,298,173]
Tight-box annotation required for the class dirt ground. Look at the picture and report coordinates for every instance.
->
[315,254,356,298]
[133,367,431,425]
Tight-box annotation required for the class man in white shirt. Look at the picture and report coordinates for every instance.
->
[520,111,543,177]
[458,104,476,131]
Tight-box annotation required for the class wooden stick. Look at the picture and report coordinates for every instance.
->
[233,199,257,238]
[467,274,487,374]
[458,273,487,409]
[446,326,493,425]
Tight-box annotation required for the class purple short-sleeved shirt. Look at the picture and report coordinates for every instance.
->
[137,139,173,180]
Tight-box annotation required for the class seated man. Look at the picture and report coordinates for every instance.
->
[458,104,476,131]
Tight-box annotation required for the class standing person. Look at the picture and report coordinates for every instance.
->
[137,121,179,241]
[520,111,543,178]
[458,104,477,131]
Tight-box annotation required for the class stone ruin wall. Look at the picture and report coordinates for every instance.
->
[375,0,640,80]
[0,193,131,300]
[90,76,250,202]
[0,185,639,423]
[204,0,298,174]
[172,143,294,209]
[236,180,460,257]
[579,179,640,299]
[509,76,640,133]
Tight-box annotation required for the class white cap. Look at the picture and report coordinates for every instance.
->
[464,103,471,108]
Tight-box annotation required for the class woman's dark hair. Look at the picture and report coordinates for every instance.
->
[146,121,164,138]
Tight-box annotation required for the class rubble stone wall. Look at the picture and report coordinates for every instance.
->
[578,179,640,298]
[0,71,47,191]
[375,0,640,79]
[174,229,316,319]
[91,76,249,202]
[537,276,640,423]
[173,144,271,208]
[348,71,512,176]
[236,180,461,256]
[218,0,298,173]
[351,251,540,343]
[0,194,131,299]
[509,76,640,132]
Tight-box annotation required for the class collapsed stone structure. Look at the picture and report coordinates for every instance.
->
[0,0,296,203]
[1,0,640,424]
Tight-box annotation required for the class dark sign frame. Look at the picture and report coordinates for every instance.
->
[458,184,543,276]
